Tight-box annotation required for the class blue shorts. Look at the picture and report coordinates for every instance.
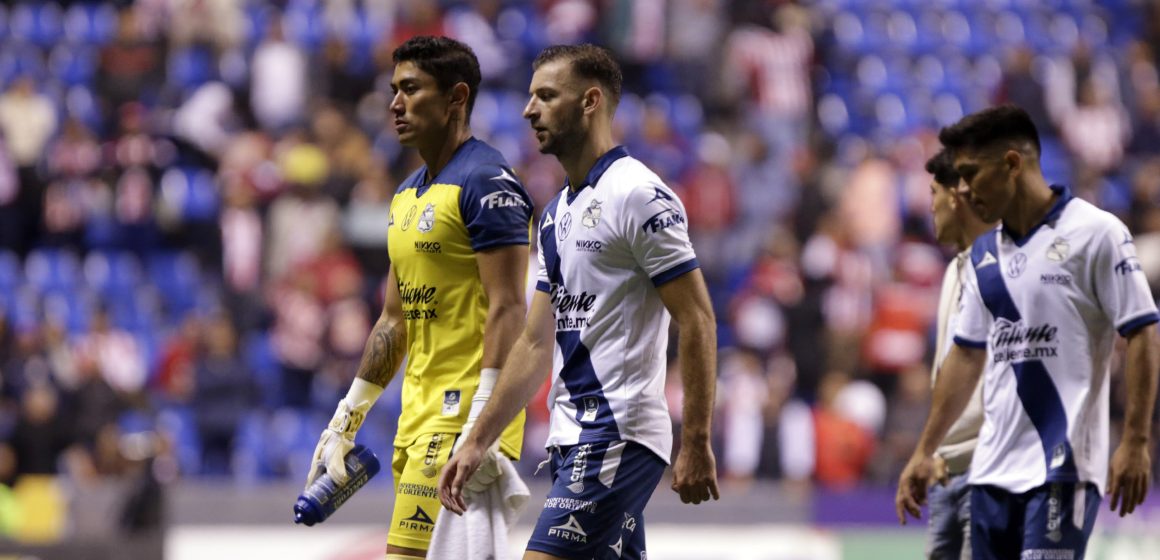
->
[971,482,1101,560]
[526,440,666,560]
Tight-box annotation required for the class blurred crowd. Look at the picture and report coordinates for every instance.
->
[2,0,1160,514]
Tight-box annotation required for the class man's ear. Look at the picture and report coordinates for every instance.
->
[1004,149,1023,176]
[448,82,471,114]
[582,86,603,116]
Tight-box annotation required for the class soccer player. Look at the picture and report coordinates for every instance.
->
[304,36,533,560]
[437,44,720,560]
[921,148,996,560]
[896,105,1160,560]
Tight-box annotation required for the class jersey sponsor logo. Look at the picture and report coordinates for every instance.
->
[559,212,573,239]
[568,444,591,494]
[581,199,603,228]
[642,207,685,234]
[550,284,597,331]
[442,390,461,416]
[1046,483,1063,543]
[547,514,588,543]
[1046,237,1069,262]
[1115,257,1142,275]
[399,506,436,532]
[977,251,998,269]
[414,241,441,253]
[1007,253,1028,278]
[541,213,555,231]
[480,190,529,210]
[398,483,438,499]
[622,513,637,533]
[388,212,395,228]
[575,239,603,253]
[421,434,444,478]
[417,203,435,233]
[610,536,624,558]
[647,185,674,204]
[991,319,1059,363]
[401,205,418,231]
[399,282,439,320]
[1040,273,1071,286]
[543,497,597,513]
[1021,549,1074,560]
[491,167,521,186]
[1122,230,1134,245]
[581,397,599,422]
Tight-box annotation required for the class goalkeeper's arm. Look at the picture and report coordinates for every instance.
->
[306,267,408,487]
[457,244,530,452]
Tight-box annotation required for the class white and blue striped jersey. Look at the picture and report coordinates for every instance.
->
[535,147,698,464]
[954,185,1159,494]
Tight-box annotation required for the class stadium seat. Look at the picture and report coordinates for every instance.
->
[158,406,203,476]
[63,2,117,46]
[49,44,97,87]
[84,251,143,299]
[9,3,63,48]
[160,166,221,222]
[167,46,216,93]
[40,287,92,335]
[0,250,21,294]
[283,1,325,53]
[25,248,81,292]
[147,251,202,317]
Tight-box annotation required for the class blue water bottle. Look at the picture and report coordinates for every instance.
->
[293,444,381,526]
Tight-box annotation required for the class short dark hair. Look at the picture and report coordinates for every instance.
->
[393,36,481,118]
[925,149,960,188]
[938,104,1041,158]
[532,44,623,108]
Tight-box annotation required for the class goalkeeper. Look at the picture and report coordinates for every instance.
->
[304,36,533,560]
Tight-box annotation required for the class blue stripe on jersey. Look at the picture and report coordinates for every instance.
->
[971,233,1019,322]
[539,198,621,441]
[651,257,700,287]
[1117,312,1159,337]
[953,335,987,349]
[556,331,622,442]
[1012,361,1079,481]
[971,231,1078,481]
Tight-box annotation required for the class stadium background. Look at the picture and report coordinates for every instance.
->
[0,0,1158,558]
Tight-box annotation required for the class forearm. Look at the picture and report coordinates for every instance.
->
[466,332,551,449]
[1122,326,1160,445]
[915,345,986,457]
[354,314,408,388]
[679,315,717,443]
[480,300,527,370]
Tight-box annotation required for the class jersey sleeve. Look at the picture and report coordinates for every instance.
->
[459,163,534,252]
[535,216,550,294]
[953,264,992,349]
[622,181,699,286]
[1090,221,1160,336]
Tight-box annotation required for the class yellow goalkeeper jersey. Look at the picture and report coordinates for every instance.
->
[387,138,531,459]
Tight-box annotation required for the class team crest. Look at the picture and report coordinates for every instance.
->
[558,212,573,240]
[1046,237,1069,262]
[581,200,602,228]
[417,203,436,233]
[401,205,418,231]
[442,390,461,416]
[581,397,598,422]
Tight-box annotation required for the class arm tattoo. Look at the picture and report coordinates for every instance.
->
[355,317,407,387]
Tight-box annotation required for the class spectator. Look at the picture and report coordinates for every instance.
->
[250,20,308,133]
[265,143,341,282]
[193,315,251,476]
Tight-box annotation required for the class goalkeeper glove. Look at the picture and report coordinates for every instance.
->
[306,378,383,488]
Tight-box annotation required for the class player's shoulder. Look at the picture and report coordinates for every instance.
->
[600,156,673,201]
[1061,196,1127,240]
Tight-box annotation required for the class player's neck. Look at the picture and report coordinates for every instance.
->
[1002,174,1055,240]
[563,134,616,192]
[420,125,472,181]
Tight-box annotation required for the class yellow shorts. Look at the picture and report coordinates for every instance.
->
[387,432,454,551]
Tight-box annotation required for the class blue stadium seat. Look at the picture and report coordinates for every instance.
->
[147,251,202,317]
[84,250,143,299]
[160,166,221,222]
[243,3,272,49]
[168,46,216,93]
[40,287,92,335]
[0,41,47,84]
[159,406,202,476]
[283,1,325,53]
[0,6,8,43]
[244,333,282,409]
[10,3,63,48]
[25,248,81,292]
[63,2,116,46]
[49,44,97,87]
[233,411,272,481]
[0,250,21,294]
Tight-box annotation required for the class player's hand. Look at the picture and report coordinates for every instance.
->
[671,439,719,505]
[305,399,370,488]
[1108,440,1152,517]
[439,440,485,515]
[932,454,950,488]
[896,452,936,525]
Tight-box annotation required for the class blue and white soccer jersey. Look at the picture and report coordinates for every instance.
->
[527,146,698,559]
[954,185,1159,494]
[953,185,1159,557]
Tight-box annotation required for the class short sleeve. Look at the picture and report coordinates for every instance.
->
[1090,222,1160,336]
[622,182,699,286]
[459,163,534,252]
[953,265,992,349]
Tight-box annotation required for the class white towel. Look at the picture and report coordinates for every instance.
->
[427,455,530,560]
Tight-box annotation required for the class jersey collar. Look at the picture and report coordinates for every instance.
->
[414,137,480,193]
[1005,184,1073,247]
[565,145,630,204]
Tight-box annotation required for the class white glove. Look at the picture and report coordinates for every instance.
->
[453,368,502,495]
[306,379,382,488]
